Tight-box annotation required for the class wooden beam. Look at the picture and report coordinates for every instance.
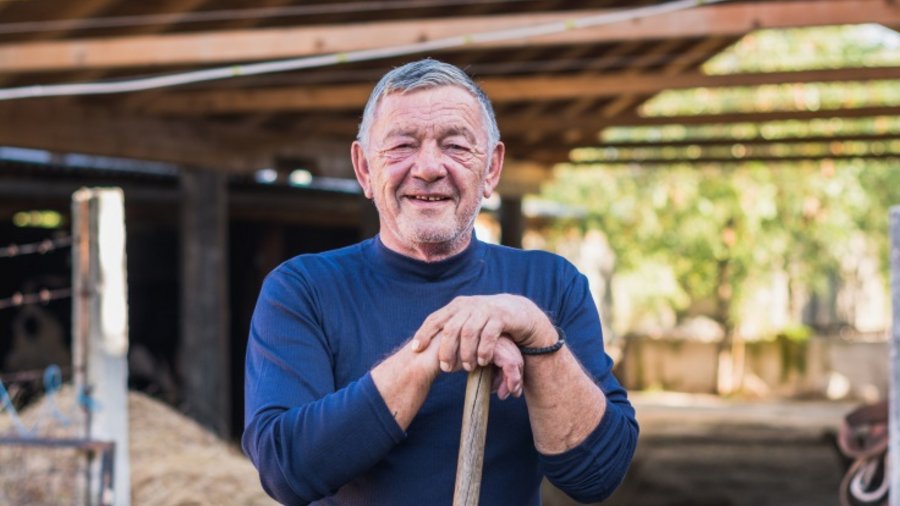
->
[57,0,214,86]
[512,145,900,166]
[500,196,524,248]
[599,36,735,120]
[569,154,900,164]
[264,106,900,149]
[0,0,119,87]
[178,169,230,437]
[6,0,118,41]
[254,105,900,146]
[593,133,900,149]
[559,40,646,121]
[500,105,900,136]
[0,102,275,172]
[134,82,372,113]
[137,66,900,114]
[1,0,897,73]
[599,38,686,118]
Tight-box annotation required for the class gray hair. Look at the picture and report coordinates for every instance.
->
[356,58,500,152]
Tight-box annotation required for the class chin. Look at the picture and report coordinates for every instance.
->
[404,226,465,246]
[410,231,459,245]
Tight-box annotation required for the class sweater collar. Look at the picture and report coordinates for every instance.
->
[366,232,484,282]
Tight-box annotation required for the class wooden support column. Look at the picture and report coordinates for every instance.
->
[72,188,131,506]
[890,206,900,506]
[360,198,380,240]
[499,196,524,249]
[496,160,549,249]
[178,169,230,437]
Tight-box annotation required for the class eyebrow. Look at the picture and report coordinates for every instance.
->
[439,126,478,144]
[383,125,478,141]
[383,127,417,139]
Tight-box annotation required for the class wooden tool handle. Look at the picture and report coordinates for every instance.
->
[453,366,493,506]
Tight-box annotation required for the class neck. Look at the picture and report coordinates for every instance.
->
[380,232,472,263]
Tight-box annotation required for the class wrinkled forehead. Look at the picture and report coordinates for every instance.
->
[372,85,488,138]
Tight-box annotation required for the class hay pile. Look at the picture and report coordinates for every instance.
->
[0,387,276,505]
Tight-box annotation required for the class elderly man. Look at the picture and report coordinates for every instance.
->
[243,58,637,505]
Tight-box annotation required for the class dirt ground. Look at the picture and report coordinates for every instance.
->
[543,392,855,506]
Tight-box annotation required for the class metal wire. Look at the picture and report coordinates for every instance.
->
[0,288,72,311]
[0,236,72,258]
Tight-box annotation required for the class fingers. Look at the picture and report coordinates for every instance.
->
[438,312,466,372]
[493,337,524,399]
[410,308,451,352]
[457,313,490,372]
[496,380,511,400]
[476,320,503,367]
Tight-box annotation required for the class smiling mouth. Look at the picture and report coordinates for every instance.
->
[410,195,449,202]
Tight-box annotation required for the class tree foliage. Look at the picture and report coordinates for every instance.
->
[539,161,900,335]
[703,24,900,74]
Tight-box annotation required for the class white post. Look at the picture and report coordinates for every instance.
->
[72,188,131,506]
[890,206,900,506]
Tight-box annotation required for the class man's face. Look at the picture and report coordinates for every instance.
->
[352,85,504,260]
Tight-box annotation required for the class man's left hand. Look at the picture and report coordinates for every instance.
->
[410,294,555,374]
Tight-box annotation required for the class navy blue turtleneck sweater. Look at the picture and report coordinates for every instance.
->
[242,235,637,505]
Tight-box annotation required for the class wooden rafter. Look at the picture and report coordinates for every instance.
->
[0,0,119,87]
[567,154,900,164]
[559,40,645,120]
[599,38,687,119]
[132,66,900,114]
[499,105,900,139]
[3,0,119,41]
[251,104,900,145]
[202,0,299,131]
[599,36,736,120]
[594,133,900,149]
[0,102,276,172]
[58,0,219,96]
[509,45,598,128]
[0,0,897,74]
[662,36,734,76]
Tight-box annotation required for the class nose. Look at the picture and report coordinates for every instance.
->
[410,141,446,182]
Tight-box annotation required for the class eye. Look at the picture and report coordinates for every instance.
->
[444,142,471,154]
[381,141,417,161]
[383,142,417,157]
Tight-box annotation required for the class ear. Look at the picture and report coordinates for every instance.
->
[482,141,505,198]
[351,141,373,199]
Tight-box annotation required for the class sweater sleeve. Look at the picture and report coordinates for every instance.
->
[537,269,639,503]
[241,265,406,505]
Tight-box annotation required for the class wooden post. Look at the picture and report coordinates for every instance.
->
[72,188,131,506]
[500,196,524,249]
[178,169,230,436]
[453,366,493,506]
[359,198,380,240]
[890,206,900,506]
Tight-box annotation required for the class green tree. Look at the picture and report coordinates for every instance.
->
[540,161,900,335]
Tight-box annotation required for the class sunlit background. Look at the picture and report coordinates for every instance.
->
[476,26,900,404]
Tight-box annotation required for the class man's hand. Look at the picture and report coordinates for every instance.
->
[404,294,608,455]
[491,337,523,399]
[410,294,555,373]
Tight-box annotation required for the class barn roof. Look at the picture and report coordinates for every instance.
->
[0,0,897,189]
